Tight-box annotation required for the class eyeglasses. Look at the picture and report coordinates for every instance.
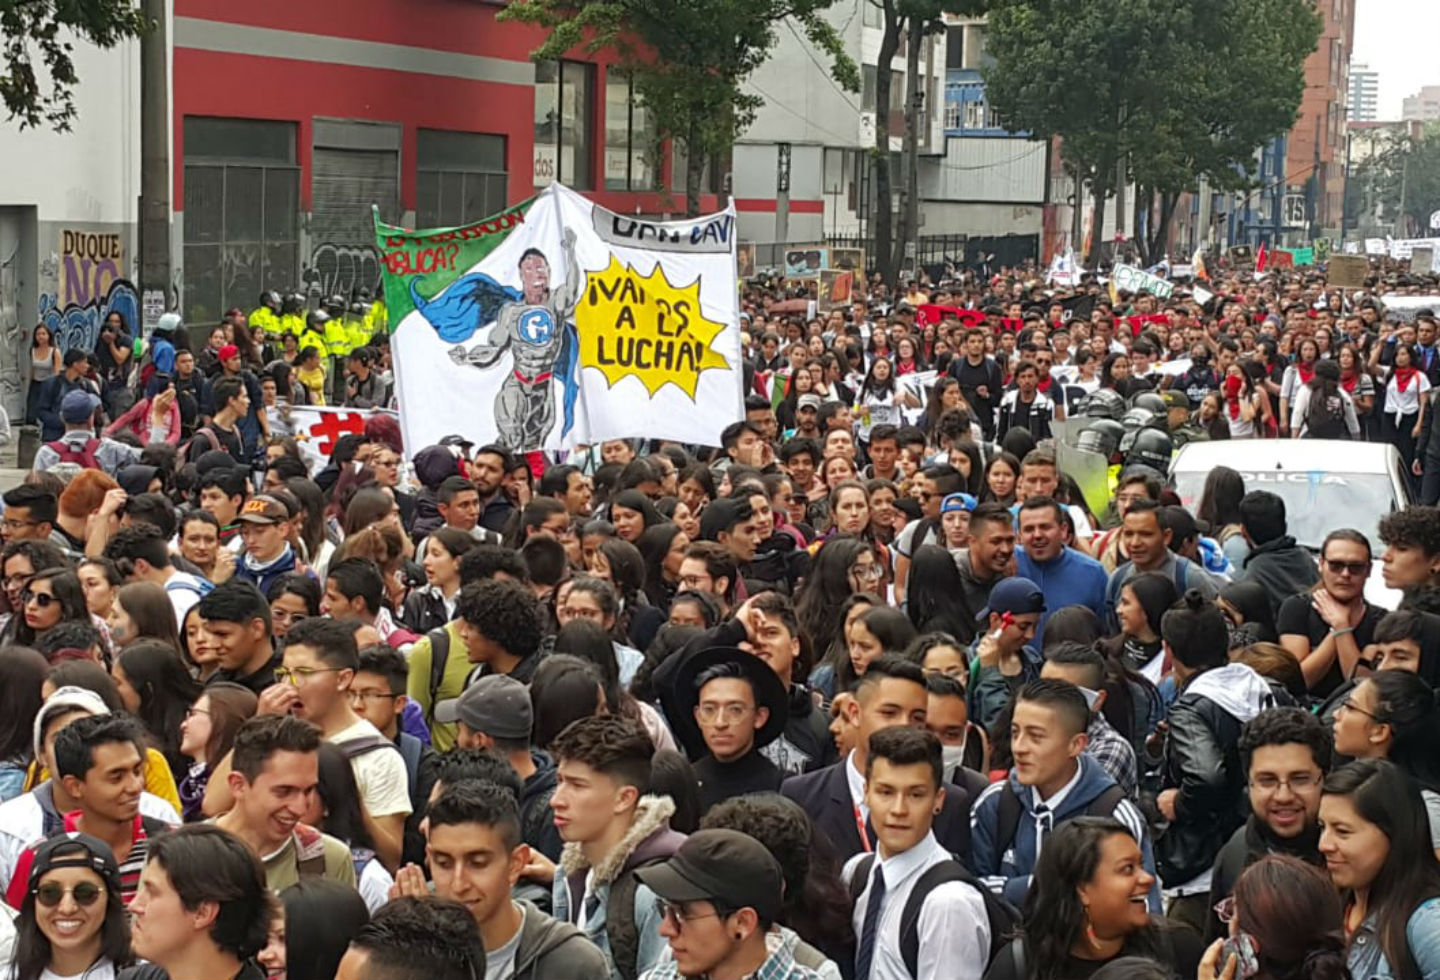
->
[348,690,399,705]
[183,707,211,720]
[1338,698,1378,721]
[0,518,37,532]
[3,574,31,590]
[35,881,104,907]
[696,703,752,724]
[654,899,724,928]
[850,563,883,582]
[1325,560,1369,577]
[1251,773,1321,793]
[275,667,341,687]
[1213,895,1236,925]
[21,590,55,608]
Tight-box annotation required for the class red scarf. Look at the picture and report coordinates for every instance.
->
[1394,366,1420,393]
[1296,363,1315,385]
[1223,375,1244,420]
[1340,371,1358,394]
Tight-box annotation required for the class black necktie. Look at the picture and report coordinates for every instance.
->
[856,863,888,978]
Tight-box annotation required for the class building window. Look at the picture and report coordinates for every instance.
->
[945,98,961,129]
[182,117,299,325]
[605,70,658,192]
[417,129,508,228]
[862,65,877,112]
[946,26,964,70]
[534,60,594,190]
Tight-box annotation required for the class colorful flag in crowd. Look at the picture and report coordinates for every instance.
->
[374,184,744,454]
[1255,241,1268,272]
[279,404,397,475]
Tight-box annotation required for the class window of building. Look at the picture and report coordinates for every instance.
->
[946,26,965,70]
[945,98,961,129]
[416,129,508,229]
[605,70,659,192]
[534,60,595,190]
[182,117,300,324]
[862,65,877,112]
[863,0,881,29]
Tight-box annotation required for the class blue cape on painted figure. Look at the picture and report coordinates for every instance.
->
[410,270,581,444]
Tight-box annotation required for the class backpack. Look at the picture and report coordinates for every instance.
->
[847,853,1021,977]
[165,576,214,601]
[607,857,671,980]
[424,626,453,727]
[1305,389,1347,439]
[337,732,401,761]
[993,782,1128,857]
[180,426,222,462]
[1105,557,1191,624]
[45,438,100,469]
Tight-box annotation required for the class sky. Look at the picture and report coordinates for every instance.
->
[1351,0,1440,118]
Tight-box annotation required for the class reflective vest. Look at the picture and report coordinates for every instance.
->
[364,299,388,337]
[297,327,330,360]
[278,312,305,339]
[345,313,372,353]
[323,315,352,357]
[249,307,281,338]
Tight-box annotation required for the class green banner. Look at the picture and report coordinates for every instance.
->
[1291,247,1315,267]
[372,197,538,330]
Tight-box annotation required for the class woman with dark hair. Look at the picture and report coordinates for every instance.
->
[1332,670,1440,848]
[283,475,333,571]
[1338,343,1376,434]
[113,639,202,782]
[10,833,134,980]
[1218,580,1279,648]
[796,537,875,692]
[983,817,1204,980]
[677,464,716,519]
[27,322,59,424]
[1381,341,1431,483]
[1196,465,1248,568]
[107,581,181,651]
[1102,572,1178,673]
[702,792,856,975]
[906,544,977,643]
[177,682,257,822]
[855,356,919,446]
[301,742,394,912]
[608,489,664,544]
[649,749,703,835]
[922,377,970,439]
[266,573,322,641]
[529,653,606,750]
[1321,759,1440,980]
[635,522,688,612]
[847,606,918,678]
[1292,357,1359,439]
[1199,854,1348,980]
[76,558,121,623]
[593,537,665,651]
[0,647,48,801]
[982,452,1022,507]
[6,567,89,648]
[401,526,476,634]
[281,878,371,980]
[179,603,221,681]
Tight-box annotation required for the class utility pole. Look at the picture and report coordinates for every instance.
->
[138,0,171,322]
[897,23,923,281]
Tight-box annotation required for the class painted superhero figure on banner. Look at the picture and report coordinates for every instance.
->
[409,227,582,450]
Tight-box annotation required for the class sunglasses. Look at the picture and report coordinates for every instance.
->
[1325,560,1368,577]
[22,590,56,608]
[35,881,103,907]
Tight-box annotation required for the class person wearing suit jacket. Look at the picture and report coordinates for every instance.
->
[780,655,974,865]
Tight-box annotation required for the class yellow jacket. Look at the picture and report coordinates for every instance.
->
[278,312,306,340]
[249,307,281,339]
[297,327,329,360]
[297,363,328,405]
[323,316,352,357]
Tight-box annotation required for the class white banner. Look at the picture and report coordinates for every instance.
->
[1111,264,1175,299]
[276,404,398,475]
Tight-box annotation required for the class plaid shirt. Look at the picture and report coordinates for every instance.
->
[1086,713,1138,797]
[640,928,827,980]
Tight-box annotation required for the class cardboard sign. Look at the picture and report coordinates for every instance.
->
[1413,246,1436,276]
[1328,255,1368,289]
[1111,264,1174,300]
[783,246,828,278]
[817,269,854,312]
[829,247,866,274]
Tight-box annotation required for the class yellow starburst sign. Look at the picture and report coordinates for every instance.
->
[577,255,730,399]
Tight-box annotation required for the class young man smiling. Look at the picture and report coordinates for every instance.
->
[422,779,607,980]
[199,580,279,695]
[260,616,411,871]
[844,727,992,980]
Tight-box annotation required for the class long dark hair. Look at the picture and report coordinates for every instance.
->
[635,522,684,609]
[529,654,604,749]
[118,640,202,774]
[1232,854,1348,980]
[906,544,977,642]
[314,742,375,851]
[1021,817,1167,980]
[1324,759,1440,980]
[1366,671,1440,793]
[281,878,370,980]
[1197,466,1245,530]
[553,619,635,722]
[11,842,133,980]
[701,792,855,969]
[597,537,647,640]
[796,536,873,677]
[115,582,181,650]
[0,648,47,765]
[15,568,88,648]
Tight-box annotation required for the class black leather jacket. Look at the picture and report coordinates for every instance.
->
[1153,689,1249,885]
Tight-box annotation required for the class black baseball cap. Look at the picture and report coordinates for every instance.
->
[634,829,783,922]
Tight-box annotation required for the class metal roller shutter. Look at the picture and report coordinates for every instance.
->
[310,147,400,248]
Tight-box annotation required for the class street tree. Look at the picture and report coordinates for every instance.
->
[500,0,859,216]
[1,0,149,131]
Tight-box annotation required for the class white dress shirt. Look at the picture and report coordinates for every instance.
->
[843,831,991,980]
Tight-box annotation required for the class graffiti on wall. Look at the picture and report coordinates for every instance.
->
[40,279,140,355]
[58,230,125,310]
[304,243,382,300]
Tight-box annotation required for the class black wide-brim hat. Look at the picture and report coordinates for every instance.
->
[672,646,789,753]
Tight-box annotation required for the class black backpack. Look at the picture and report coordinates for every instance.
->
[1305,389,1347,439]
[424,626,453,727]
[847,853,1021,977]
[994,781,1128,856]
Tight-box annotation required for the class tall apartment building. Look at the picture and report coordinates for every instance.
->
[1348,63,1379,122]
[1402,86,1440,122]
[1282,0,1354,238]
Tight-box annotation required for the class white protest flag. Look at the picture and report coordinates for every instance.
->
[376,184,744,454]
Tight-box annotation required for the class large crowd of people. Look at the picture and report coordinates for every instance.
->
[0,256,1438,980]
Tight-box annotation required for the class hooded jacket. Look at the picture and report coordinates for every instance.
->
[520,751,562,862]
[969,754,1161,909]
[552,795,685,980]
[512,898,611,980]
[1155,662,1276,886]
[1238,534,1320,618]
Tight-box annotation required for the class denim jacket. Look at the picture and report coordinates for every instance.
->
[1348,897,1440,980]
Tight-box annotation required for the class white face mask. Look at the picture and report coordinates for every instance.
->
[941,740,967,775]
